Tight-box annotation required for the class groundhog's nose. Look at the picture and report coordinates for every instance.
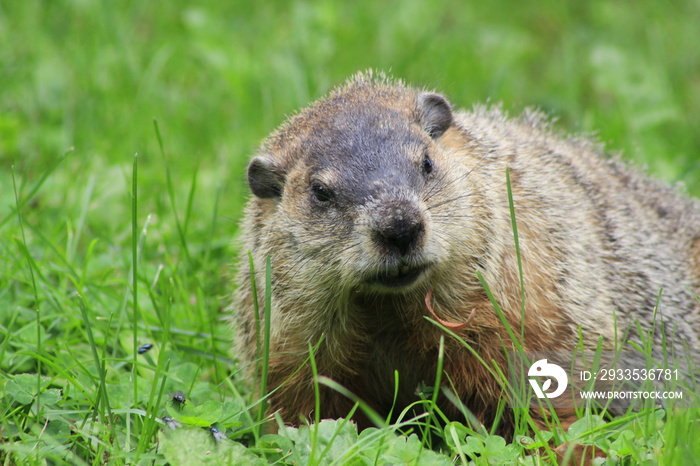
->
[375,216,424,256]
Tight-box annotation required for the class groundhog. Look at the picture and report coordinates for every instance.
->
[232,71,700,434]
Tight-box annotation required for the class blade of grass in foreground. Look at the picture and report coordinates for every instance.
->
[317,377,386,429]
[76,294,114,427]
[11,166,43,421]
[153,119,192,266]
[248,252,273,439]
[131,153,140,409]
[137,269,175,458]
[259,256,273,433]
[505,167,526,344]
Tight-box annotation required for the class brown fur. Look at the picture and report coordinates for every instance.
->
[231,71,700,434]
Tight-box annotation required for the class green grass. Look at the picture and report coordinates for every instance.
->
[1,0,699,464]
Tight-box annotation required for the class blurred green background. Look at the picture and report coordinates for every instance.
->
[2,0,698,227]
[1,1,699,461]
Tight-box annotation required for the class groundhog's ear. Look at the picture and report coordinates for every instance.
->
[248,156,284,199]
[419,93,453,139]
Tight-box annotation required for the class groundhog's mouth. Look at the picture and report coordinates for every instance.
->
[366,264,429,290]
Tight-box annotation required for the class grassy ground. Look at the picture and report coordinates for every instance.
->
[1,0,699,464]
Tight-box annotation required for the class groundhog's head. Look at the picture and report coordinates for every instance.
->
[246,72,474,295]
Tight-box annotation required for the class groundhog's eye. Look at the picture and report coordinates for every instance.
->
[422,155,434,175]
[311,181,334,204]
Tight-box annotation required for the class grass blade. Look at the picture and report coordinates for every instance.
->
[11,166,43,420]
[131,153,140,406]
[153,119,192,266]
[505,167,526,343]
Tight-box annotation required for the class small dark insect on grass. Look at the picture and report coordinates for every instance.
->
[169,390,187,409]
[137,343,153,354]
[162,416,182,430]
[208,425,226,442]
